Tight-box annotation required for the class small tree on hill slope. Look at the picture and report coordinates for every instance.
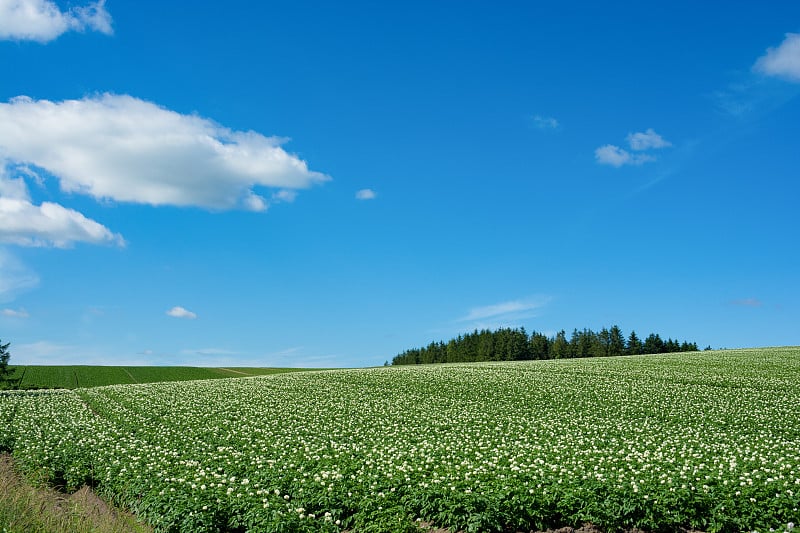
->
[0,339,11,387]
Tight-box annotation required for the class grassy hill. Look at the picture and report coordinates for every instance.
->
[5,365,313,390]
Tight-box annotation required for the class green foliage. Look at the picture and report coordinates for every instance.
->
[0,341,14,390]
[0,348,798,532]
[10,365,311,390]
[392,325,700,365]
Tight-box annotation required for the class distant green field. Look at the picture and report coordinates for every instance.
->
[6,365,313,389]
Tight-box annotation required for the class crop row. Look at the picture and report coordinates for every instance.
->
[1,348,799,532]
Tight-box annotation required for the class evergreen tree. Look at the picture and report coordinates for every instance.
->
[391,326,698,365]
[626,331,643,355]
[608,325,626,357]
[507,328,529,361]
[529,332,550,359]
[550,330,570,359]
[446,337,460,362]
[0,339,11,387]
[643,333,664,354]
[570,329,592,358]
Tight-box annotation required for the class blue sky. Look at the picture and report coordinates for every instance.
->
[1,1,799,367]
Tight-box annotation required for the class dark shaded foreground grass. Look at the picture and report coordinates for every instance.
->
[0,454,151,533]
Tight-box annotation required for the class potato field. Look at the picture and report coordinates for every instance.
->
[1,348,799,532]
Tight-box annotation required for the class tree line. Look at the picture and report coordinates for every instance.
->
[391,326,703,365]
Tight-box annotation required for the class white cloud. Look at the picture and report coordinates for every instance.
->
[0,170,29,200]
[0,196,124,247]
[272,189,298,203]
[0,249,39,302]
[0,0,112,43]
[626,128,672,151]
[355,188,376,200]
[754,33,800,82]
[2,307,29,318]
[0,94,330,211]
[1,162,121,247]
[531,115,560,130]
[595,145,634,167]
[166,306,197,319]
[460,297,549,322]
[595,129,670,167]
[595,145,655,167]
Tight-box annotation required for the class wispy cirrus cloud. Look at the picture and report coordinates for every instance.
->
[459,297,551,327]
[0,0,112,43]
[730,298,763,308]
[180,348,239,356]
[12,340,153,365]
[1,307,29,318]
[0,249,39,302]
[754,33,800,82]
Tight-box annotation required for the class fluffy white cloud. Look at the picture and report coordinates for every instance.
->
[166,306,197,319]
[754,33,800,82]
[0,249,39,302]
[0,170,29,200]
[1,162,122,247]
[0,196,124,247]
[355,188,377,200]
[596,129,670,167]
[0,0,112,42]
[595,145,634,167]
[595,145,655,167]
[626,128,672,151]
[0,94,330,211]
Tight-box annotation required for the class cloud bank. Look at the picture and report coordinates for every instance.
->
[0,94,330,212]
[0,0,112,42]
[754,33,800,82]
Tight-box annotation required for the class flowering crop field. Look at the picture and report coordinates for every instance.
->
[1,348,799,532]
